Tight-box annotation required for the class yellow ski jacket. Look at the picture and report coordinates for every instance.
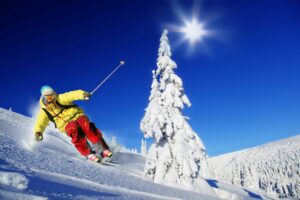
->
[34,90,87,134]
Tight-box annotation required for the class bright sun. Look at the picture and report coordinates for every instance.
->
[180,18,207,44]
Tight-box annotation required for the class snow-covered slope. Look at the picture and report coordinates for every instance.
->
[208,135,300,199]
[0,107,274,199]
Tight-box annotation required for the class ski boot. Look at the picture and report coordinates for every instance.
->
[102,149,113,158]
[87,153,101,163]
[99,149,113,163]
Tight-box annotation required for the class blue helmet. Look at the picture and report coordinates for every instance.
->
[40,85,55,96]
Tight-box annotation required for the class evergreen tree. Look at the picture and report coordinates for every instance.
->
[141,139,147,156]
[131,148,138,153]
[140,30,211,192]
[141,70,164,142]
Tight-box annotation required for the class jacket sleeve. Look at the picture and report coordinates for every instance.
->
[34,109,50,134]
[58,90,87,104]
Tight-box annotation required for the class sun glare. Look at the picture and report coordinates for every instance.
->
[181,18,207,44]
[167,3,217,53]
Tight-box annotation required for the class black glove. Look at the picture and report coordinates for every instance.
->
[35,132,43,142]
[84,92,91,100]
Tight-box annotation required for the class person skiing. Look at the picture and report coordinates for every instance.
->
[34,85,112,163]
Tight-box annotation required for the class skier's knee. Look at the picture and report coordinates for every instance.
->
[65,121,78,137]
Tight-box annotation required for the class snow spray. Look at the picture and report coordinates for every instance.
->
[21,101,41,150]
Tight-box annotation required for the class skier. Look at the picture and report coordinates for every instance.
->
[34,85,112,163]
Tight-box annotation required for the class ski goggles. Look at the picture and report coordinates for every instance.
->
[43,94,56,104]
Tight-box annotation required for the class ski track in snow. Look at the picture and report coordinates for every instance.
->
[0,108,277,199]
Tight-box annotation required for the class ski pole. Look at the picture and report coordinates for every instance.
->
[90,60,125,95]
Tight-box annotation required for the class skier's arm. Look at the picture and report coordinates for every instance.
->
[59,90,90,104]
[34,109,50,135]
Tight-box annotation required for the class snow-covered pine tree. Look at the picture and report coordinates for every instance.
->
[140,30,211,192]
[131,148,138,153]
[141,139,147,156]
[140,70,164,142]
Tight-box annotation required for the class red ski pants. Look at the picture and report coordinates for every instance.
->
[65,115,106,156]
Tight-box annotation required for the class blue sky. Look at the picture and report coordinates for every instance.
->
[1,0,300,156]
